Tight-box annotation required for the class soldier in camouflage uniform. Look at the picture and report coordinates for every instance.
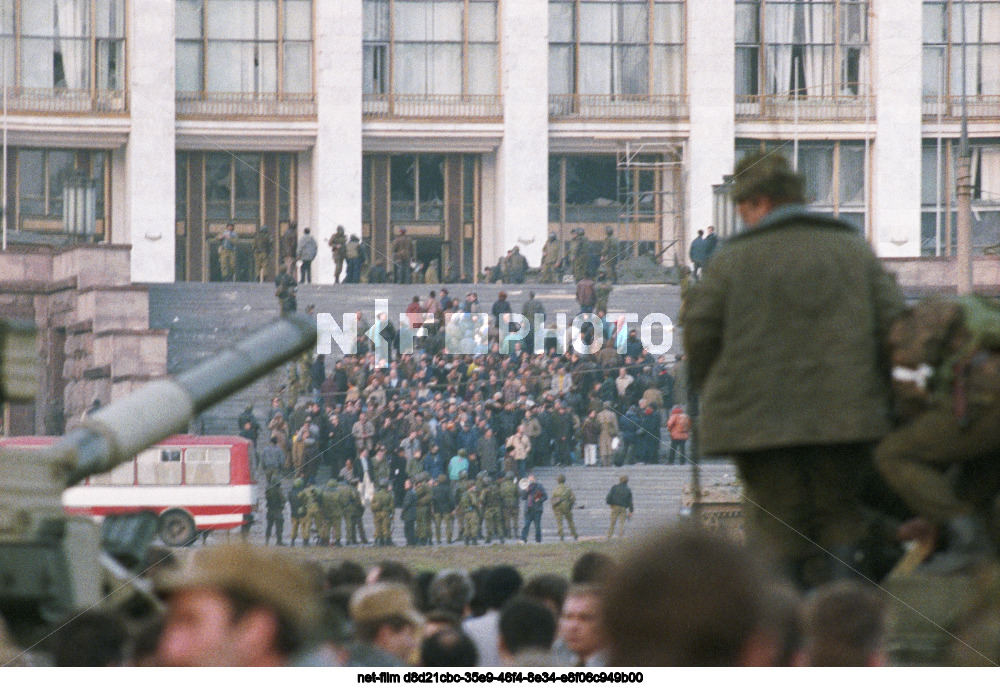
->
[455,470,471,541]
[570,228,588,281]
[288,478,307,546]
[480,475,505,544]
[337,479,360,544]
[459,482,481,545]
[301,482,325,547]
[551,473,578,541]
[540,233,561,284]
[328,224,347,284]
[371,480,395,546]
[475,472,488,539]
[347,479,369,545]
[321,479,343,546]
[414,472,434,545]
[500,471,520,538]
[599,226,620,284]
[595,270,613,315]
[253,225,273,283]
[431,474,456,544]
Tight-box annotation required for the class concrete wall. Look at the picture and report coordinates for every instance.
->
[125,0,176,283]
[312,0,363,284]
[495,0,549,268]
[686,0,735,255]
[872,0,923,257]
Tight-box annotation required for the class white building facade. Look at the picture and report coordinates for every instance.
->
[2,0,998,283]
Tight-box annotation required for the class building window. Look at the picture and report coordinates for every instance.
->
[363,0,499,97]
[735,0,868,98]
[0,0,125,101]
[6,148,110,245]
[734,141,868,232]
[549,0,684,96]
[177,0,313,96]
[923,1,1000,98]
[921,140,1000,256]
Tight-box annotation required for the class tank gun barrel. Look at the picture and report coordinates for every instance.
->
[59,314,316,487]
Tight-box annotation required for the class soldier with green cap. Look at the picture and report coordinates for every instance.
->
[321,479,343,546]
[415,472,434,545]
[301,482,325,546]
[500,471,519,538]
[551,474,578,541]
[459,481,481,545]
[475,471,488,539]
[253,224,273,283]
[346,478,369,545]
[431,474,457,544]
[288,478,307,547]
[480,475,505,544]
[599,226,620,284]
[337,478,359,544]
[541,232,561,284]
[371,480,395,546]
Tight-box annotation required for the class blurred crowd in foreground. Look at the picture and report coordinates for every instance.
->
[0,525,891,668]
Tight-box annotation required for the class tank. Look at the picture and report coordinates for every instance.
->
[0,314,316,646]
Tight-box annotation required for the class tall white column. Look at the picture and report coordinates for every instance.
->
[872,0,922,257]
[494,0,549,268]
[125,0,175,282]
[312,0,363,284]
[686,0,735,261]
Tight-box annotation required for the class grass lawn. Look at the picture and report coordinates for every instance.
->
[283,538,631,579]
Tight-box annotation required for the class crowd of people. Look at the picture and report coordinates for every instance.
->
[238,286,683,548]
[1,526,893,667]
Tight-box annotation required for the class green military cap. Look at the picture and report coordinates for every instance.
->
[458,448,467,457]
[293,478,304,487]
[557,474,566,483]
[730,151,805,205]
[327,479,337,488]
[619,475,628,484]
[482,476,492,485]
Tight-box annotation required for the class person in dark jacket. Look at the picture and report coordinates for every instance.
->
[431,475,457,544]
[491,291,512,328]
[682,151,905,589]
[400,479,418,546]
[520,474,547,543]
[606,475,634,539]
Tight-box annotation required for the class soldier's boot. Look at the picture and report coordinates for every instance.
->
[276,533,284,546]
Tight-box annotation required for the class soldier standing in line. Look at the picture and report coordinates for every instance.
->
[300,482,324,547]
[371,480,395,546]
[540,233,561,284]
[432,474,456,544]
[336,478,357,544]
[218,223,237,282]
[599,226,620,284]
[455,470,470,542]
[288,478,307,547]
[475,472,488,540]
[481,475,505,544]
[391,227,414,284]
[345,478,368,545]
[264,478,285,546]
[500,470,519,538]
[328,224,347,284]
[280,222,298,277]
[253,225,273,283]
[415,472,434,546]
[570,228,588,282]
[323,479,344,546]
[606,474,634,540]
[551,473,578,542]
[400,479,417,546]
[460,481,481,545]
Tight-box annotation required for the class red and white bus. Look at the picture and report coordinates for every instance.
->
[0,435,256,546]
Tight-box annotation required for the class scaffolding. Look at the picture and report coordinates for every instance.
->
[615,141,685,263]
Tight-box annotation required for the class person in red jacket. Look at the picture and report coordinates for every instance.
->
[666,406,691,465]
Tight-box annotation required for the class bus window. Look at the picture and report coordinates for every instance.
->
[89,460,135,486]
[185,447,231,485]
[137,448,182,485]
